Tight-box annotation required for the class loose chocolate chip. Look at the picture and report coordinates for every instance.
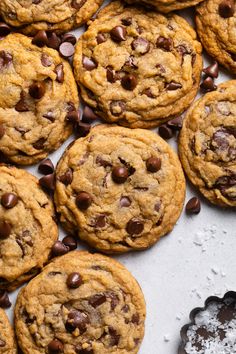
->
[203,61,219,78]
[76,192,92,210]
[200,76,217,92]
[82,56,97,70]
[58,169,73,185]
[88,293,106,308]
[219,0,235,17]
[166,82,182,90]
[76,122,91,137]
[15,92,29,112]
[156,36,172,51]
[0,291,11,308]
[62,235,77,250]
[126,218,144,235]
[38,158,54,175]
[186,197,201,214]
[54,64,64,83]
[159,124,173,139]
[47,32,61,50]
[110,101,126,116]
[29,81,46,99]
[131,37,150,54]
[48,339,64,353]
[0,23,11,37]
[121,74,137,91]
[61,33,77,45]
[0,125,5,139]
[51,241,70,257]
[32,30,48,47]
[120,196,131,207]
[0,221,11,239]
[67,272,83,288]
[59,42,75,58]
[1,193,18,209]
[146,157,161,172]
[0,340,6,347]
[121,17,132,26]
[66,110,80,124]
[93,215,106,228]
[82,106,99,123]
[167,116,183,131]
[112,166,129,184]
[66,310,89,333]
[41,53,53,67]
[39,173,55,192]
[110,26,127,42]
[97,33,106,44]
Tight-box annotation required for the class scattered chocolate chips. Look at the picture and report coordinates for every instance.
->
[67,272,83,288]
[1,193,18,209]
[61,33,77,45]
[0,221,11,239]
[0,124,5,139]
[121,74,137,90]
[0,291,11,308]
[39,173,55,192]
[186,197,201,214]
[66,110,80,124]
[82,56,97,70]
[156,36,172,51]
[54,64,64,83]
[88,293,106,308]
[167,116,183,131]
[126,218,144,236]
[82,106,99,123]
[219,0,235,18]
[146,157,161,173]
[0,23,11,37]
[131,37,150,54]
[112,166,129,184]
[47,32,61,50]
[59,42,75,58]
[120,196,131,207]
[66,310,89,333]
[76,122,91,137]
[32,30,48,47]
[158,124,173,139]
[58,169,73,185]
[38,158,54,175]
[203,61,219,78]
[48,339,64,353]
[62,235,77,250]
[29,81,46,99]
[76,192,92,210]
[51,241,70,257]
[110,26,127,42]
[200,76,217,92]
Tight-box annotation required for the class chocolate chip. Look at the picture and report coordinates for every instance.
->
[0,291,11,308]
[0,340,6,347]
[0,125,5,139]
[82,106,99,123]
[71,0,87,9]
[185,197,201,214]
[215,174,236,200]
[62,235,77,250]
[41,53,53,67]
[211,128,230,150]
[66,272,83,288]
[156,36,172,51]
[1,193,18,209]
[15,91,29,112]
[126,218,144,235]
[112,166,129,184]
[61,33,77,45]
[106,66,117,83]
[76,122,91,137]
[43,112,55,122]
[167,116,183,131]
[0,51,13,70]
[166,82,182,90]
[121,74,137,90]
[0,221,11,239]
[0,23,11,37]
[203,61,219,78]
[33,137,46,150]
[38,158,54,175]
[108,326,120,346]
[97,33,106,44]
[48,339,64,353]
[132,313,140,324]
[39,173,55,192]
[58,169,73,185]
[121,17,132,26]
[110,26,127,42]
[59,42,75,58]
[32,0,42,3]
[219,0,235,17]
[76,192,92,210]
[66,310,89,333]
[29,81,46,99]
[54,64,64,83]
[142,88,155,98]
[200,76,217,92]
[154,201,161,212]
[93,215,106,228]
[32,30,48,47]
[159,124,173,139]
[146,157,161,173]
[88,293,106,308]
[51,241,70,257]
[110,101,126,116]
[131,37,150,54]
[120,196,131,207]
[47,32,61,50]
[82,56,97,70]
[66,110,80,124]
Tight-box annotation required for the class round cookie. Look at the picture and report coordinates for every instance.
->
[0,33,79,165]
[54,125,186,253]
[179,80,236,207]
[15,250,146,354]
[0,0,103,35]
[196,0,236,74]
[73,1,202,129]
[0,309,17,354]
[0,165,58,291]
[124,0,204,14]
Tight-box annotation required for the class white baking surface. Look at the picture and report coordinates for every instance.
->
[5,3,236,354]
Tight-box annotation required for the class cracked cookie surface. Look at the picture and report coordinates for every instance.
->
[0,33,79,165]
[0,165,58,291]
[0,0,103,35]
[0,309,16,354]
[196,0,236,74]
[15,251,146,354]
[54,125,185,253]
[179,80,236,207]
[73,1,202,128]
[124,0,204,13]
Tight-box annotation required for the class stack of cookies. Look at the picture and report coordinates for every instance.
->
[0,0,235,353]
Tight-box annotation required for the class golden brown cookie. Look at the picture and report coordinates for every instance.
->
[125,0,204,13]
[0,309,17,354]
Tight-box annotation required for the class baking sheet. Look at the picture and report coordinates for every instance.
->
[5,2,236,354]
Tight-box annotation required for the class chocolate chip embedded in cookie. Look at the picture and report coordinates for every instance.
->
[54,125,186,253]
[196,0,236,74]
[15,251,146,354]
[0,33,79,165]
[179,80,236,207]
[0,165,58,291]
[124,0,204,13]
[0,0,104,35]
[73,1,202,129]
[0,309,17,353]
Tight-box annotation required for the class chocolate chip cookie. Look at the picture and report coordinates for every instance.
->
[73,1,202,129]
[124,0,204,13]
[0,165,58,291]
[0,309,17,353]
[179,80,236,207]
[196,0,236,74]
[15,250,146,354]
[54,125,186,253]
[0,33,79,165]
[0,0,103,35]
